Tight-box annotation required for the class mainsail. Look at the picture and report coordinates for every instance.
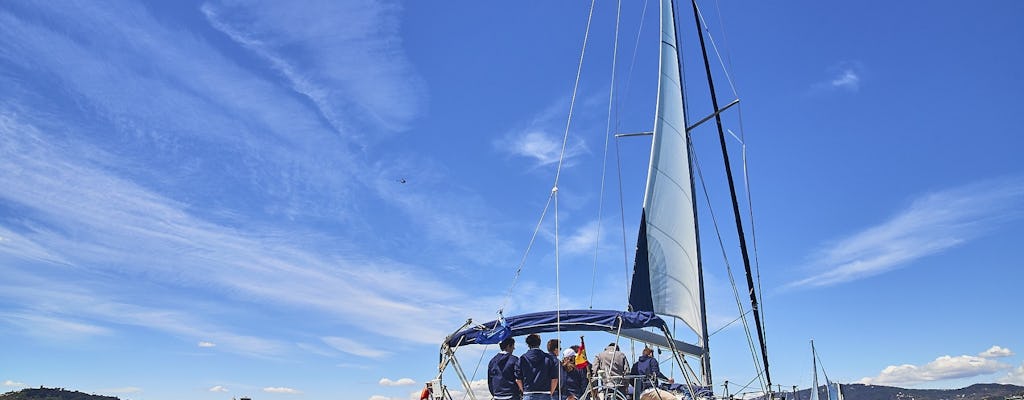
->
[628,0,704,342]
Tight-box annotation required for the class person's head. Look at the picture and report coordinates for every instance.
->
[547,339,561,354]
[560,348,577,370]
[526,333,541,349]
[643,346,654,357]
[605,342,619,352]
[500,337,516,352]
[571,345,580,352]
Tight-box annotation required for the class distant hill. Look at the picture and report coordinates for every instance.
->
[784,383,1024,400]
[0,388,119,400]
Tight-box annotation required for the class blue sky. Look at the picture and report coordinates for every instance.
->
[2,1,1023,400]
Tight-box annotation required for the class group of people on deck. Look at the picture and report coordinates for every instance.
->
[487,334,673,400]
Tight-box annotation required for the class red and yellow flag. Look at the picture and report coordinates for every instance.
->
[575,336,589,370]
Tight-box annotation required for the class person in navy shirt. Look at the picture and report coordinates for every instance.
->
[517,333,559,400]
[630,346,673,394]
[489,337,522,400]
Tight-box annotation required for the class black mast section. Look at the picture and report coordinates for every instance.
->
[688,0,772,390]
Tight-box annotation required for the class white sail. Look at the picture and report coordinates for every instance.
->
[828,383,843,400]
[811,341,821,400]
[630,0,703,339]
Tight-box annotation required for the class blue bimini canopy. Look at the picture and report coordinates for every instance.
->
[444,309,667,348]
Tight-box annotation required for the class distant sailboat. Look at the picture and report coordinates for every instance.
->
[427,1,771,399]
[811,340,843,400]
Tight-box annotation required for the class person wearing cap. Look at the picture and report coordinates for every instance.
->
[517,333,559,400]
[558,348,587,400]
[630,346,673,394]
[489,337,522,400]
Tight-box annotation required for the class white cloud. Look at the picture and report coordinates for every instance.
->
[980,345,1013,358]
[509,131,564,166]
[789,178,1024,288]
[379,378,416,387]
[209,385,229,392]
[442,378,490,400]
[813,61,864,92]
[493,95,590,169]
[998,363,1024,385]
[198,341,217,348]
[830,69,860,90]
[323,336,390,358]
[263,387,302,394]
[4,380,26,387]
[859,352,1012,386]
[562,220,603,255]
[369,396,400,400]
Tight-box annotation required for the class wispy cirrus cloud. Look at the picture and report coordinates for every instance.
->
[0,312,112,340]
[859,347,1014,386]
[322,336,391,359]
[494,99,590,168]
[100,387,142,394]
[3,380,26,387]
[209,386,229,392]
[201,0,424,135]
[788,178,1024,288]
[0,113,476,353]
[263,387,301,394]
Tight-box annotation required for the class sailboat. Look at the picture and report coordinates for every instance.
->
[427,1,770,399]
[810,341,843,400]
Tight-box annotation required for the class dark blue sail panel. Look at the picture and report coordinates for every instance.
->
[628,210,654,312]
[445,310,666,348]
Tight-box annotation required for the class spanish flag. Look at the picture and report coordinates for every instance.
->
[575,336,589,370]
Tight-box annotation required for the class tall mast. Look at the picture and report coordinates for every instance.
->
[687,0,773,390]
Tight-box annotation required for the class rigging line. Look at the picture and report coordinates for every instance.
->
[591,0,624,310]
[615,135,630,301]
[467,344,491,393]
[692,144,764,385]
[701,0,767,333]
[733,373,767,400]
[554,0,598,338]
[730,127,769,352]
[553,0,595,189]
[500,192,554,312]
[618,0,651,129]
[614,1,650,303]
[693,3,739,99]
[815,346,832,384]
[713,0,739,99]
[690,0,771,389]
[707,308,752,338]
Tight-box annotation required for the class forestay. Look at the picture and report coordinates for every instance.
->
[628,0,703,342]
